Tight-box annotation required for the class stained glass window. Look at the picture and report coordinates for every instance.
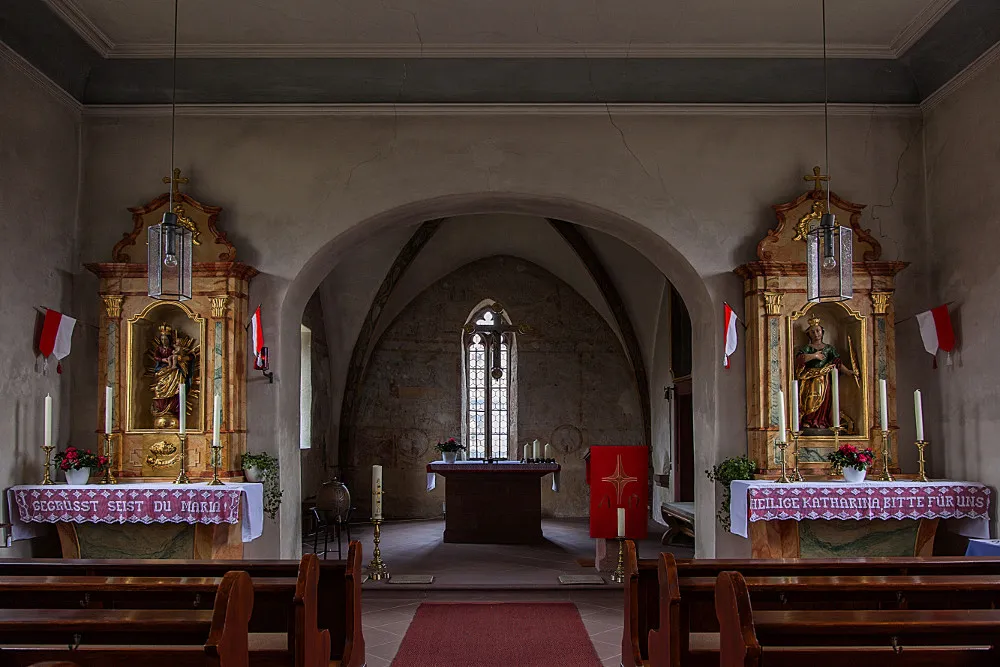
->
[465,307,512,459]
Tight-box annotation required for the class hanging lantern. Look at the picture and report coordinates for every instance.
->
[148,210,192,301]
[806,211,852,303]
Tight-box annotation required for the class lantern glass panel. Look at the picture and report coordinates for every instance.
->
[806,222,853,303]
[147,213,193,301]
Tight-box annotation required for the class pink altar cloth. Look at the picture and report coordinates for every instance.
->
[730,479,991,539]
[6,483,264,543]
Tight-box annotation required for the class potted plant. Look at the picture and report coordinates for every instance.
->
[827,444,875,483]
[435,438,465,464]
[55,446,108,485]
[241,452,283,520]
[705,455,757,530]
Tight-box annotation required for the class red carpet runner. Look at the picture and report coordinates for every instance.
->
[391,601,603,666]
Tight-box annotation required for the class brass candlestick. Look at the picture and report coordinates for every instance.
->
[915,440,930,482]
[791,430,804,481]
[877,429,895,481]
[775,439,791,483]
[99,433,117,484]
[207,442,224,486]
[173,433,191,484]
[40,444,55,485]
[368,519,391,581]
[610,538,626,584]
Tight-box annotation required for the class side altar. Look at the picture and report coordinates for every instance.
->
[731,170,989,557]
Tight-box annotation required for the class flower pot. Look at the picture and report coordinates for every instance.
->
[442,452,458,464]
[842,467,867,483]
[244,466,262,483]
[65,467,92,485]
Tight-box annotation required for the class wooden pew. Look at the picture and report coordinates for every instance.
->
[623,548,1000,667]
[716,570,1000,667]
[0,570,253,667]
[0,542,364,667]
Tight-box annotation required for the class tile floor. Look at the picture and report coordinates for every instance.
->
[361,589,626,667]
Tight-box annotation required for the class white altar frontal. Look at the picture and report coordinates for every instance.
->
[6,482,263,559]
[730,479,990,558]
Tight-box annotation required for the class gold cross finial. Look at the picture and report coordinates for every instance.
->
[804,166,829,193]
[163,168,189,195]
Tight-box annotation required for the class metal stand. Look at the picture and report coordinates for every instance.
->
[791,430,804,482]
[775,439,791,483]
[610,538,626,583]
[99,433,117,484]
[368,519,391,581]
[207,442,225,485]
[915,440,930,482]
[173,433,191,484]
[40,445,55,485]
[877,429,895,481]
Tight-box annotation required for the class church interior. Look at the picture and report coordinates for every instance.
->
[1,0,1000,665]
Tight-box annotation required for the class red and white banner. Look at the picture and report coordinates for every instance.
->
[38,309,76,360]
[916,304,955,360]
[249,306,265,369]
[588,446,648,539]
[723,303,738,368]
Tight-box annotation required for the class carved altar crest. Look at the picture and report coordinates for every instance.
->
[112,169,237,263]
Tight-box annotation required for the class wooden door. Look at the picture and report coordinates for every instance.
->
[674,377,694,502]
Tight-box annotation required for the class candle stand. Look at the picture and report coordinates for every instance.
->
[775,439,791,483]
[368,519,391,581]
[173,434,191,484]
[877,430,895,482]
[207,442,225,486]
[610,538,626,584]
[99,433,117,484]
[915,440,930,482]
[40,444,55,485]
[790,430,804,482]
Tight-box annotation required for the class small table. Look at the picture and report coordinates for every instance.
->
[426,461,560,544]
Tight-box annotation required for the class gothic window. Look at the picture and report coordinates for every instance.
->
[464,306,515,459]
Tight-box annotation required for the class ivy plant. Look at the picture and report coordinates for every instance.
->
[705,455,757,531]
[241,452,283,521]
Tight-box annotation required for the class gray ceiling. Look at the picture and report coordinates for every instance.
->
[2,0,998,105]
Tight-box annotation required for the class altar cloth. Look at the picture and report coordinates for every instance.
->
[730,479,991,539]
[426,460,560,492]
[7,482,264,543]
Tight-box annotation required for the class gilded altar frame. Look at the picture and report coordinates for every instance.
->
[86,174,258,482]
[735,171,907,479]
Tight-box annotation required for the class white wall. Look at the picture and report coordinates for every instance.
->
[76,108,928,557]
[0,52,80,556]
[924,55,1000,529]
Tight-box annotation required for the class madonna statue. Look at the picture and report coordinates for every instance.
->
[795,317,856,433]
[147,323,200,429]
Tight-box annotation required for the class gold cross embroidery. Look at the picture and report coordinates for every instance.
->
[601,455,638,505]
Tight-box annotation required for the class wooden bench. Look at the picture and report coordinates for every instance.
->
[622,546,1000,667]
[0,570,253,667]
[0,542,365,667]
[716,570,1000,667]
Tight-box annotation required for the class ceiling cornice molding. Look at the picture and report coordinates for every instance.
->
[41,0,114,58]
[920,39,1000,113]
[889,0,959,57]
[107,42,896,60]
[81,102,923,119]
[0,42,82,115]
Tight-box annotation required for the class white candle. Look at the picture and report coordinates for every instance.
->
[178,383,186,435]
[372,465,383,520]
[617,507,626,537]
[544,443,554,461]
[790,380,800,433]
[524,443,531,460]
[831,370,840,428]
[914,390,925,442]
[44,394,53,447]
[776,389,787,442]
[213,393,222,448]
[533,439,541,460]
[104,386,112,435]
[879,379,889,432]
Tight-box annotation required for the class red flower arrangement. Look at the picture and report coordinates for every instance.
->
[826,443,875,472]
[55,446,109,472]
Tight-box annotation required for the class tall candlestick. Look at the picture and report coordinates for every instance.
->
[213,393,222,448]
[777,389,787,442]
[617,507,626,538]
[544,443,554,461]
[372,465,383,520]
[44,394,53,447]
[533,439,541,460]
[879,379,889,432]
[104,386,113,435]
[914,390,925,442]
[790,381,800,433]
[178,383,186,435]
[831,369,840,427]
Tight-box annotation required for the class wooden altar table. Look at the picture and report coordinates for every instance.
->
[6,482,264,559]
[730,479,991,558]
[426,461,560,544]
